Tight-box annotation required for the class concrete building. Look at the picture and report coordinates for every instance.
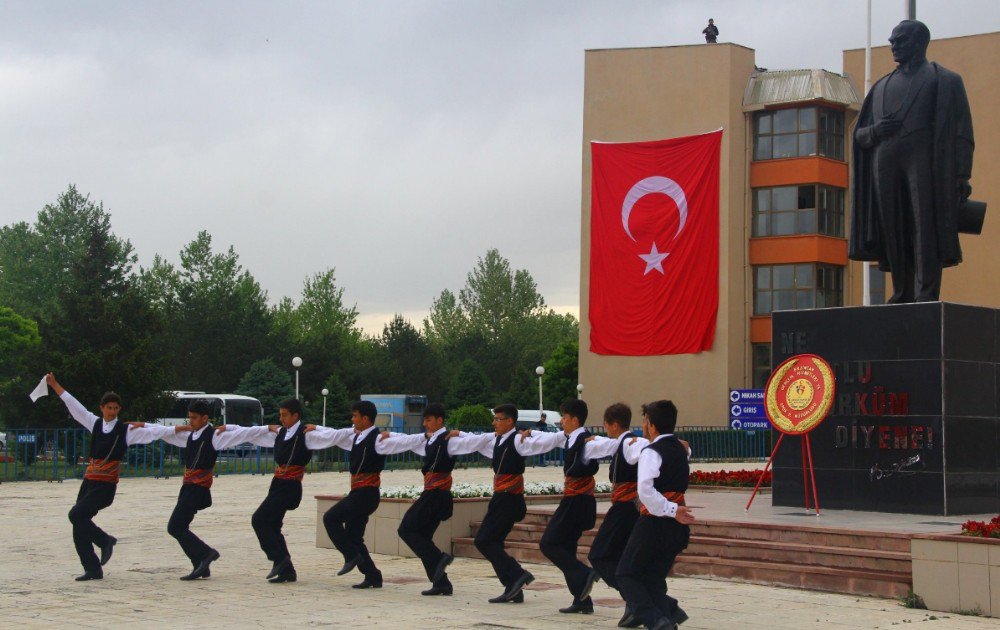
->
[578,32,999,427]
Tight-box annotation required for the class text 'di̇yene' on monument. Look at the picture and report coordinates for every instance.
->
[746,354,835,514]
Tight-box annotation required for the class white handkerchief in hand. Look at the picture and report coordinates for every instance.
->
[29,376,49,402]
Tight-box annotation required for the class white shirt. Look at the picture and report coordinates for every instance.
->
[637,434,681,519]
[584,432,649,464]
[129,423,250,451]
[218,421,330,450]
[448,428,556,458]
[376,428,471,457]
[59,391,155,446]
[302,424,398,455]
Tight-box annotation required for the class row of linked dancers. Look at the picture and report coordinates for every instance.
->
[49,371,696,630]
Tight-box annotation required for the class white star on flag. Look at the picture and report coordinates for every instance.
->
[639,242,668,275]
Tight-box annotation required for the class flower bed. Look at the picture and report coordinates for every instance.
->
[379,480,614,499]
[961,514,1000,538]
[689,469,770,487]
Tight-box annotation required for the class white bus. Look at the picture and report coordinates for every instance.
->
[158,391,265,426]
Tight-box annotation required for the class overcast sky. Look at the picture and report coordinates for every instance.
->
[2,1,998,333]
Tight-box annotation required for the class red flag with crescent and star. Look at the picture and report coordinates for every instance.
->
[589,129,721,355]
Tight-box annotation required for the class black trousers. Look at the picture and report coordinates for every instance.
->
[473,492,527,587]
[539,494,596,601]
[251,478,302,564]
[587,500,639,591]
[616,515,689,627]
[398,489,453,587]
[323,486,381,578]
[168,484,214,566]
[68,479,117,572]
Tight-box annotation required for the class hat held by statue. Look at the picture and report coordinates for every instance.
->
[958,199,987,235]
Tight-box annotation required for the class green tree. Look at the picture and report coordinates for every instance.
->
[445,359,493,409]
[320,373,353,427]
[368,314,443,399]
[138,231,273,392]
[0,186,137,320]
[0,307,41,409]
[272,269,365,405]
[235,359,294,423]
[542,338,579,407]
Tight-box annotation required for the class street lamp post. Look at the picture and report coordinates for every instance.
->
[292,356,303,400]
[535,366,545,413]
[576,383,584,400]
[321,388,329,427]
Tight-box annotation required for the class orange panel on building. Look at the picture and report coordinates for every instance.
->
[750,157,848,188]
[749,235,848,266]
[750,316,772,343]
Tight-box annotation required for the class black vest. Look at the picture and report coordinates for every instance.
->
[274,424,313,467]
[422,431,456,474]
[563,430,600,478]
[349,429,386,474]
[184,426,219,470]
[89,420,129,462]
[644,436,689,494]
[609,436,639,483]
[492,432,525,475]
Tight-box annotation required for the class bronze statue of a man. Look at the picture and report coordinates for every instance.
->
[849,20,975,303]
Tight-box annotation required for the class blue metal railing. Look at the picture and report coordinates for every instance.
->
[0,425,767,482]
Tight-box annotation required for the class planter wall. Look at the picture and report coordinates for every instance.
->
[911,534,1000,617]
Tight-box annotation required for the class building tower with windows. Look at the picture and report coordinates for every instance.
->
[578,33,999,427]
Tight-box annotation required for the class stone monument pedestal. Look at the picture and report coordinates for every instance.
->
[771,302,1000,515]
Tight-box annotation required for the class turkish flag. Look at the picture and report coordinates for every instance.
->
[589,130,721,355]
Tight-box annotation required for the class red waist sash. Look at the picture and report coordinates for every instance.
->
[564,475,595,497]
[351,472,381,490]
[423,472,453,491]
[183,468,214,488]
[611,481,638,503]
[639,491,686,516]
[84,459,121,484]
[273,464,306,481]
[493,473,524,495]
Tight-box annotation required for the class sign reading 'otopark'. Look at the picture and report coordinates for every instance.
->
[765,354,835,435]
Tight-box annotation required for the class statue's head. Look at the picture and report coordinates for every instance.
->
[890,20,931,64]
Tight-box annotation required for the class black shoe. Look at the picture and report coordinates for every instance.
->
[674,607,689,625]
[579,569,599,600]
[74,569,103,581]
[499,570,534,602]
[266,556,291,580]
[100,536,117,566]
[618,606,640,628]
[268,571,297,583]
[648,618,677,630]
[559,597,594,614]
[421,585,453,596]
[489,591,524,603]
[352,573,382,589]
[183,549,220,580]
[431,553,453,583]
[337,555,361,576]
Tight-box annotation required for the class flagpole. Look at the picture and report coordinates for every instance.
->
[861,0,872,306]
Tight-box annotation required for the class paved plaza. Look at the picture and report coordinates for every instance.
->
[1,465,995,629]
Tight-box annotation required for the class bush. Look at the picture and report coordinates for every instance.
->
[448,404,493,429]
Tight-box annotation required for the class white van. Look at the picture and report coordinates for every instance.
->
[515,409,562,432]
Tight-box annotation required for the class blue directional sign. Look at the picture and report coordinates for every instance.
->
[729,389,769,430]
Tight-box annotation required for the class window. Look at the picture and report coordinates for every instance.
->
[753,185,844,237]
[752,343,772,389]
[753,106,845,161]
[754,264,843,315]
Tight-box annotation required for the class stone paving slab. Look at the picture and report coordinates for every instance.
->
[0,467,995,629]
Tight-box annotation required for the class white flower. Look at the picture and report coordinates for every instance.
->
[379,479,614,498]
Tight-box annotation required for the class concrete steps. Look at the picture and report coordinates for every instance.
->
[451,507,913,599]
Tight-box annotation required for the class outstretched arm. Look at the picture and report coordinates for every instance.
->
[515,430,563,456]
[48,374,98,432]
[374,432,426,456]
[447,432,495,457]
[582,435,619,460]
[302,425,355,451]
[126,422,189,447]
[214,424,276,448]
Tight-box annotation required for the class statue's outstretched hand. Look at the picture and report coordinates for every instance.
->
[959,179,972,203]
